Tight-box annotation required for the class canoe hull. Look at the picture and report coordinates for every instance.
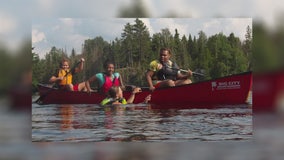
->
[253,70,284,112]
[37,72,252,106]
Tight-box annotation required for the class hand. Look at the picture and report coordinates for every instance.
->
[80,58,85,62]
[86,89,92,94]
[58,77,63,80]
[144,94,151,103]
[120,85,126,91]
[187,69,193,77]
[149,86,155,91]
[132,87,142,94]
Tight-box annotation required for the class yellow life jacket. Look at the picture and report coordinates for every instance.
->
[58,69,72,85]
[100,98,127,106]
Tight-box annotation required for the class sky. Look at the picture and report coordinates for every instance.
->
[0,0,283,55]
[32,18,252,59]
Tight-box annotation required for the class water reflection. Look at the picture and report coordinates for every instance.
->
[60,105,74,131]
[32,103,252,142]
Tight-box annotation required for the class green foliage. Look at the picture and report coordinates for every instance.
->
[32,18,251,91]
[253,24,283,72]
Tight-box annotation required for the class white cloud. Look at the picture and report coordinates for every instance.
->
[140,18,153,35]
[52,25,60,31]
[60,18,77,27]
[32,29,46,44]
[228,18,252,40]
[0,12,17,34]
[32,18,251,59]
[65,33,90,53]
[155,18,176,32]
[153,19,188,37]
[252,0,284,29]
[203,20,220,29]
[36,0,56,16]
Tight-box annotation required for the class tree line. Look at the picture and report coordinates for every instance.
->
[32,18,252,93]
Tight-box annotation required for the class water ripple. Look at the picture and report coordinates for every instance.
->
[32,103,252,142]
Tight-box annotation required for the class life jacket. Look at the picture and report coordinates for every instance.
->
[58,69,72,85]
[156,61,179,80]
[101,74,120,94]
[100,98,127,106]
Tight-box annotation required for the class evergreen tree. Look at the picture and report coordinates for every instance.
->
[160,28,174,48]
[121,22,135,67]
[242,25,252,70]
[32,19,252,92]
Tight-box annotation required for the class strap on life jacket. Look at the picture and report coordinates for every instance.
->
[156,61,179,80]
[100,73,120,94]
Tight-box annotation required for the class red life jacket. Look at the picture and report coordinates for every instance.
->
[101,74,120,94]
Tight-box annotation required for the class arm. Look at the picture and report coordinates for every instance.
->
[126,87,142,103]
[119,75,125,90]
[85,75,97,93]
[49,75,63,83]
[74,58,85,73]
[146,70,155,91]
[49,69,63,83]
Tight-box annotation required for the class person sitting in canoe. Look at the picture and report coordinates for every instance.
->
[85,60,125,94]
[49,58,87,91]
[146,48,193,91]
[100,86,151,106]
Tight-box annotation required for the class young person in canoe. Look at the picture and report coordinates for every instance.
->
[146,48,193,91]
[100,86,151,106]
[49,58,87,91]
[85,60,125,94]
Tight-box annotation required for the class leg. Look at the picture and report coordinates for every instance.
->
[158,80,175,88]
[77,82,87,91]
[66,84,74,91]
[175,79,192,86]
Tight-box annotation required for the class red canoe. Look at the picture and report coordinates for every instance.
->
[253,70,284,112]
[36,72,252,107]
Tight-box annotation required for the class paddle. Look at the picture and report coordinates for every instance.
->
[34,60,82,104]
[178,69,205,77]
[164,65,205,77]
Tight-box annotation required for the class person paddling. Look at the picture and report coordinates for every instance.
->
[146,48,192,91]
[49,58,87,91]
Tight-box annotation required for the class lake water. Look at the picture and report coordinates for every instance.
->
[32,100,252,142]
[6,93,284,160]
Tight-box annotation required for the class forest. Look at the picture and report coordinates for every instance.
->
[32,18,252,92]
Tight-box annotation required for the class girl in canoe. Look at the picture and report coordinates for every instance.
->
[85,60,125,94]
[49,58,87,91]
[146,48,193,91]
[100,86,151,106]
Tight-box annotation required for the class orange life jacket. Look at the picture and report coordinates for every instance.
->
[58,69,72,85]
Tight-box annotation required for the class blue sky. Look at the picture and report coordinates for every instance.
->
[32,18,252,58]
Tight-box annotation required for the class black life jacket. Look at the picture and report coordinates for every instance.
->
[156,61,179,80]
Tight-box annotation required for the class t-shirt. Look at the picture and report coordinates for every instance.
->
[149,60,175,72]
[148,60,179,80]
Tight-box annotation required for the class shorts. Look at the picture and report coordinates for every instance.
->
[73,84,79,91]
[59,84,79,91]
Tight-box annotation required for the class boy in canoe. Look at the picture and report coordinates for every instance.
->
[100,86,151,106]
[85,60,125,94]
[146,48,193,91]
[49,58,87,91]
